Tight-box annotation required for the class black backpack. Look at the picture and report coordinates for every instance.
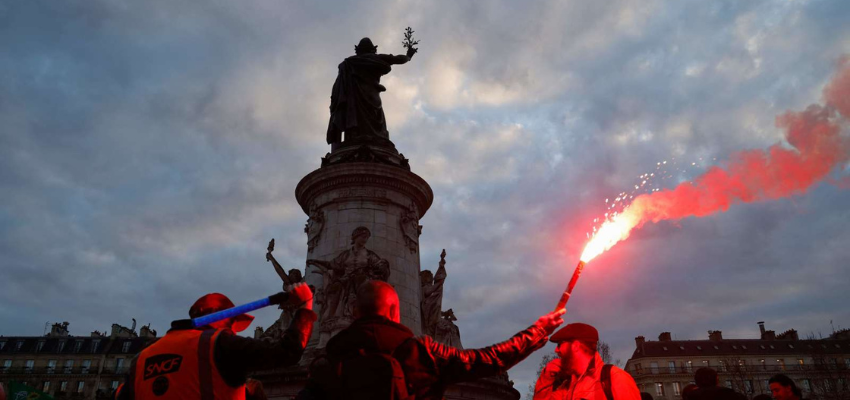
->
[326,348,413,400]
[601,364,614,400]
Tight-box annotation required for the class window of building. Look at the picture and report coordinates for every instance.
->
[732,345,737,349]
[111,380,120,390]
[0,341,6,350]
[725,380,733,389]
[803,379,812,392]
[25,359,34,373]
[3,359,12,371]
[673,382,682,396]
[650,362,658,374]
[655,383,665,397]
[763,380,770,391]
[59,381,68,392]
[64,360,74,373]
[745,380,754,393]
[81,360,91,374]
[77,381,85,393]
[43,381,50,393]
[760,359,766,369]
[116,358,125,373]
[122,341,132,353]
[777,359,786,371]
[719,360,727,371]
[47,360,56,374]
[686,360,693,372]
[845,359,850,369]
[57,341,65,353]
[702,360,709,367]
[830,358,838,368]
[696,346,702,350]
[680,346,685,350]
[825,379,835,392]
[91,339,100,353]
[15,341,23,351]
[635,363,643,374]
[788,344,794,349]
[36,341,45,352]
[769,345,775,349]
[714,345,720,350]
[760,345,766,349]
[839,378,846,390]
[74,341,83,353]
[797,359,804,370]
[668,361,676,373]
[741,345,747,349]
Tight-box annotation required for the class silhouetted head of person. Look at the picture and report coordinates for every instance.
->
[682,383,699,400]
[355,38,378,55]
[640,392,654,400]
[694,367,718,388]
[355,280,400,322]
[769,374,802,400]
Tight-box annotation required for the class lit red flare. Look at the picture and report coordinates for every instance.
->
[580,59,850,264]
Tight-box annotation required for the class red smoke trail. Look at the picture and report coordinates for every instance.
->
[582,59,850,262]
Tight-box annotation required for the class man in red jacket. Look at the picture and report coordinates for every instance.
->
[533,323,640,400]
[319,280,565,400]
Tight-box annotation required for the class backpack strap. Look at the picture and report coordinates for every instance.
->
[601,364,614,400]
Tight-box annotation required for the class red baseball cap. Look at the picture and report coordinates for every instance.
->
[189,293,254,333]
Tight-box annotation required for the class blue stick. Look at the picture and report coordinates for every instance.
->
[170,291,289,330]
[191,297,271,328]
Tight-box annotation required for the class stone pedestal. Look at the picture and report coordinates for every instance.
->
[257,145,519,400]
[295,153,433,345]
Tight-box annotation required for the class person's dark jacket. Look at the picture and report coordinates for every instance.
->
[687,386,747,400]
[325,315,549,400]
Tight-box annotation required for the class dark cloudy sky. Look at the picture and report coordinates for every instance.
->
[2,0,850,394]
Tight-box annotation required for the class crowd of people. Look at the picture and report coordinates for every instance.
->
[102,280,806,400]
[633,369,803,400]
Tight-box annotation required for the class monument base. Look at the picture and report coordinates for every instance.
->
[255,369,521,400]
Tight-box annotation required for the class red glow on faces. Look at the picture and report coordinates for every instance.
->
[581,60,850,263]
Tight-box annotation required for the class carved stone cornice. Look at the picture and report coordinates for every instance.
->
[295,163,433,218]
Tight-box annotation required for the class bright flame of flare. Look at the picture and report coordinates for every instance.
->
[580,207,641,263]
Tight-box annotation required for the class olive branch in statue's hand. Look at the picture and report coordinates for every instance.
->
[403,27,419,58]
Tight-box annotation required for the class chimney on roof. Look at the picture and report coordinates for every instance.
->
[254,326,264,340]
[763,330,776,340]
[659,332,672,342]
[48,322,70,337]
[635,336,646,348]
[777,329,799,341]
[140,324,157,338]
[708,330,723,341]
[758,321,766,336]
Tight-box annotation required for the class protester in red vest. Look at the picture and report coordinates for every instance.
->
[120,283,315,400]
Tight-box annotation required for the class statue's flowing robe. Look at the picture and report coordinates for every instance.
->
[327,54,394,145]
[420,265,446,337]
[434,318,463,349]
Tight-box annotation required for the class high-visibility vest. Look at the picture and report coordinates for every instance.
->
[128,328,245,400]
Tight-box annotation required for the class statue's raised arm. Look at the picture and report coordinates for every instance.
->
[327,28,420,150]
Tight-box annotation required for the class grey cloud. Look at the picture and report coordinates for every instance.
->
[2,0,850,395]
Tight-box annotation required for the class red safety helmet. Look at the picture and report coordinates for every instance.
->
[189,293,254,333]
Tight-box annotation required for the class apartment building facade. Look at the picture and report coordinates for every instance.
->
[0,321,158,399]
[625,323,850,400]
